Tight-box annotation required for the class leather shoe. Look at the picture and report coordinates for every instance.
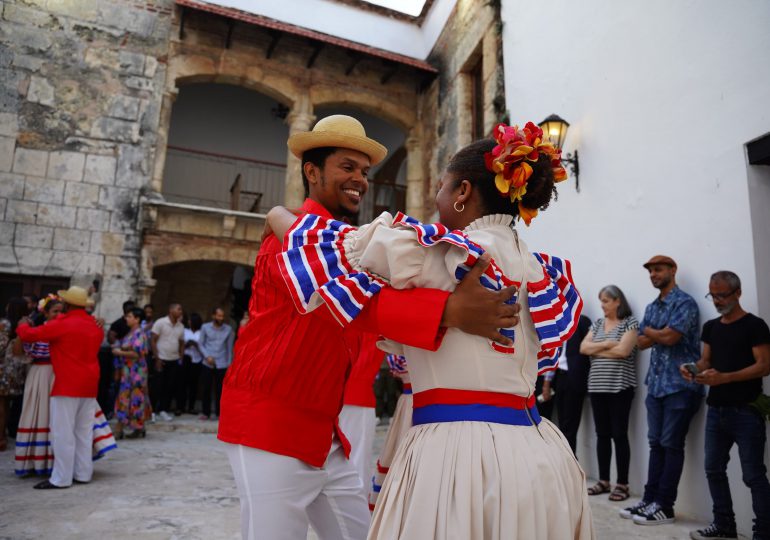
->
[33,480,68,489]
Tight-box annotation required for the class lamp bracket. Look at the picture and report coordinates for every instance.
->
[562,149,580,192]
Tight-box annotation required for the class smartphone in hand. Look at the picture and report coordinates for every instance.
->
[682,362,700,376]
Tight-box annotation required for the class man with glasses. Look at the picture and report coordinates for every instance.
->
[622,255,704,525]
[682,271,770,540]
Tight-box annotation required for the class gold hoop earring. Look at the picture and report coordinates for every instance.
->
[453,201,465,213]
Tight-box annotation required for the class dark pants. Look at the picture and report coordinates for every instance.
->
[705,405,770,538]
[556,369,587,453]
[643,389,702,510]
[201,366,227,417]
[535,373,557,421]
[97,347,114,416]
[159,359,183,413]
[182,356,201,413]
[374,368,400,418]
[590,387,635,484]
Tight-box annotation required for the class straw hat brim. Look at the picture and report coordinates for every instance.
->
[288,132,387,165]
[57,289,89,307]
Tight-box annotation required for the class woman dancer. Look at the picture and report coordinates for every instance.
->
[368,354,412,512]
[269,122,594,539]
[580,285,638,502]
[113,306,150,439]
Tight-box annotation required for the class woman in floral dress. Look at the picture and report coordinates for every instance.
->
[113,307,149,439]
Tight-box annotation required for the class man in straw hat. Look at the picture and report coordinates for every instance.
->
[218,114,520,539]
[17,285,104,489]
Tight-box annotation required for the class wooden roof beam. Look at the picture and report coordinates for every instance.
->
[266,31,282,59]
[306,42,324,68]
[345,52,363,76]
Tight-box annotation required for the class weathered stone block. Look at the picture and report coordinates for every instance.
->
[36,203,76,227]
[108,95,141,121]
[0,136,14,172]
[124,76,154,92]
[27,76,55,106]
[5,199,37,224]
[99,186,135,209]
[144,56,158,79]
[14,223,53,248]
[24,177,64,204]
[84,154,117,185]
[0,197,5,221]
[47,151,85,181]
[109,207,137,233]
[12,54,45,72]
[0,113,19,137]
[90,117,139,143]
[14,246,54,272]
[76,207,110,232]
[54,227,91,252]
[64,182,99,207]
[3,4,53,26]
[104,254,129,277]
[12,147,47,177]
[0,173,25,199]
[118,51,145,75]
[0,245,20,273]
[48,251,103,276]
[84,48,119,71]
[115,144,149,188]
[0,23,53,52]
[90,231,126,256]
[46,0,98,22]
[0,221,14,245]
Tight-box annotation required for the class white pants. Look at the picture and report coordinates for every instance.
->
[338,405,377,498]
[50,397,95,487]
[225,443,370,540]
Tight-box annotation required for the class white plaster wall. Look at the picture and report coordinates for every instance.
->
[501,0,770,532]
[204,0,457,59]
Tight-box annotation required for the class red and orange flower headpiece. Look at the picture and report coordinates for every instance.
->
[484,121,568,225]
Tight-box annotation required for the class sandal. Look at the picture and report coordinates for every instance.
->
[587,481,611,495]
[609,484,630,502]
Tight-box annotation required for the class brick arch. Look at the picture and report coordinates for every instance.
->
[142,235,257,270]
[311,91,415,133]
[168,54,299,107]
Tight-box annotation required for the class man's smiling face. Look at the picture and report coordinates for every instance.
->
[306,148,371,219]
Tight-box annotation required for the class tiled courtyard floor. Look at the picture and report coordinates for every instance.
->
[0,417,731,539]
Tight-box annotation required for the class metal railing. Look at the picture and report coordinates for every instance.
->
[162,146,286,214]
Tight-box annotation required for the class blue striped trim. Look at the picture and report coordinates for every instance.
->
[93,443,118,460]
[412,403,541,427]
[15,468,53,476]
[402,387,412,395]
[93,421,109,430]
[14,440,51,447]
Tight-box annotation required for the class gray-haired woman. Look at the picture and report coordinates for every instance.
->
[580,285,639,502]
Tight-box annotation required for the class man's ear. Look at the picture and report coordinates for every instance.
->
[304,162,319,186]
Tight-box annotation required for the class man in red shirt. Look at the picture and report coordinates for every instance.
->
[218,115,520,539]
[17,286,103,489]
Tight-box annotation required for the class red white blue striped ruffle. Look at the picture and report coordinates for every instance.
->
[385,354,407,376]
[529,253,584,374]
[277,213,581,360]
[277,213,387,326]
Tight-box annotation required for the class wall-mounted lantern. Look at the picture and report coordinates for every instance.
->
[539,114,580,192]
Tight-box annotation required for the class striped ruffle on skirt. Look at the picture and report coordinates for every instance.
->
[15,364,117,476]
[368,387,412,511]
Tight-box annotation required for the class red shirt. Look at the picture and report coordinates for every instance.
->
[17,309,102,398]
[218,199,448,467]
[343,332,384,408]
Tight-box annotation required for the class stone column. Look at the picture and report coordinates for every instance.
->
[284,96,315,208]
[151,90,178,193]
[405,129,425,220]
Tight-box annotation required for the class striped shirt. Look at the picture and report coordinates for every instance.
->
[587,316,639,393]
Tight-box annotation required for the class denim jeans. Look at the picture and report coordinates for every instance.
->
[705,405,770,539]
[643,389,702,509]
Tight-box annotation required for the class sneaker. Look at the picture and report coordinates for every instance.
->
[150,413,157,424]
[633,502,675,525]
[619,500,651,520]
[690,524,738,539]
[198,414,209,421]
[159,411,174,422]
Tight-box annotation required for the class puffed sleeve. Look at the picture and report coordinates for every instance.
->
[528,253,584,374]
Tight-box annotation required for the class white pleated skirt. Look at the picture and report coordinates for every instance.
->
[368,418,595,540]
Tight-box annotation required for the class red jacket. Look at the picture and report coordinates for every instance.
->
[17,309,102,398]
[343,333,384,408]
[218,199,448,467]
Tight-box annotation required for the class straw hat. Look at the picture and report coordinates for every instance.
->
[57,286,90,307]
[287,115,387,165]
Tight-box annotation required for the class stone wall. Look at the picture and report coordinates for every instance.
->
[0,0,173,318]
[419,0,506,215]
